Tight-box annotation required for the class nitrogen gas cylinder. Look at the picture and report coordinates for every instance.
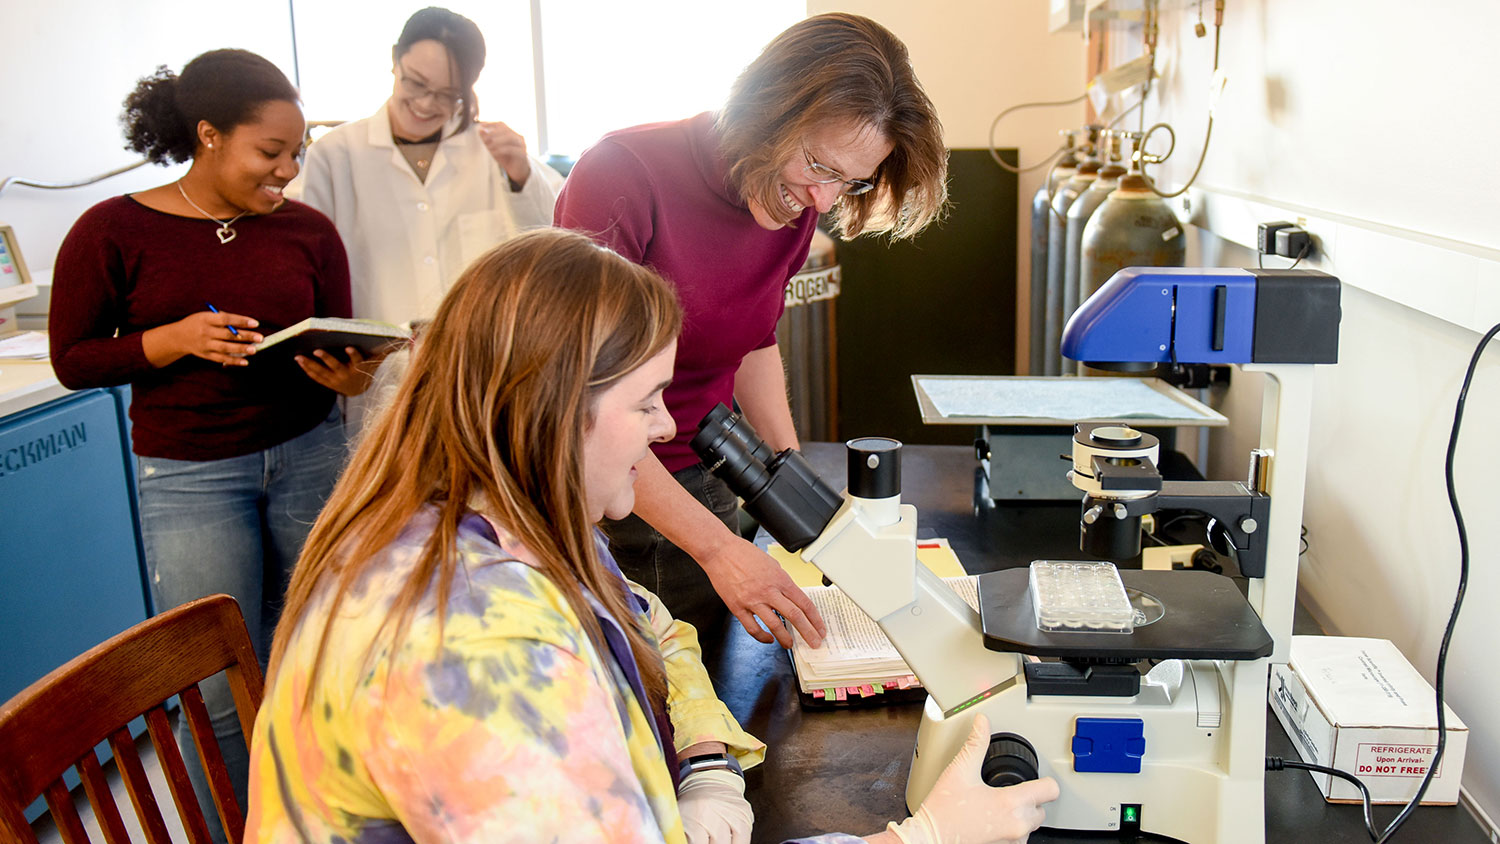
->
[1063,160,1125,354]
[1043,158,1099,376]
[1078,172,1186,312]
[1029,151,1078,375]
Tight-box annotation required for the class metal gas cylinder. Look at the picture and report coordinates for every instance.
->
[1063,160,1125,352]
[1078,172,1186,310]
[1043,158,1100,376]
[1028,147,1078,375]
[776,228,839,440]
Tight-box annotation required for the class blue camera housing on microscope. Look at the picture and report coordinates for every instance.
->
[1062,267,1341,368]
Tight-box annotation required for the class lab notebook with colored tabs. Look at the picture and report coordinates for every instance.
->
[770,539,974,708]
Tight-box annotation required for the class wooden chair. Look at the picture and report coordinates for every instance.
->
[0,594,265,844]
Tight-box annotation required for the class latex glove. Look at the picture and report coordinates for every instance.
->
[677,769,753,844]
[889,714,1059,844]
[701,535,826,648]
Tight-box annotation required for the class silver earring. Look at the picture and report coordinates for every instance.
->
[207,143,213,149]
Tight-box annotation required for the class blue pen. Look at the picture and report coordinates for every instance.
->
[205,301,239,337]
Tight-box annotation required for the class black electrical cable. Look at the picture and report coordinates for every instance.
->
[1370,319,1500,842]
[1265,319,1499,842]
[1257,241,1310,270]
[1267,757,1378,841]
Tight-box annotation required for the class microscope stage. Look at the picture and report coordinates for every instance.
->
[978,568,1273,660]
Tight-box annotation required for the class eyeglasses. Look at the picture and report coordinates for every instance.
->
[803,155,877,196]
[396,64,463,111]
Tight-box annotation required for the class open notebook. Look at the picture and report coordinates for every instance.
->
[767,539,973,708]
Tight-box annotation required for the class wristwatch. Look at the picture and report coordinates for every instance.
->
[678,752,744,780]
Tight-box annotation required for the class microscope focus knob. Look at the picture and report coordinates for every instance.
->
[981,733,1040,787]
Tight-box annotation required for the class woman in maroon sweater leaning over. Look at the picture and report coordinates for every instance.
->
[556,14,949,651]
[48,49,369,841]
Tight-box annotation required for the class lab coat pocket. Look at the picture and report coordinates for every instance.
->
[457,209,515,267]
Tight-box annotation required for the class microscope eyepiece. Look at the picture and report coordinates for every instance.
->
[688,416,774,501]
[691,404,843,551]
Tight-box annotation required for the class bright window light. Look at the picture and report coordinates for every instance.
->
[536,0,804,156]
[292,1,538,147]
[291,0,803,159]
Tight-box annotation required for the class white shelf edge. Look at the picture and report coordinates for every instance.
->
[1176,185,1500,335]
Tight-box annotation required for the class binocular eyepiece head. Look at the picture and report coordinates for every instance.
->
[689,404,843,552]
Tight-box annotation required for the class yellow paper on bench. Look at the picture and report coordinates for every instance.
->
[767,537,965,588]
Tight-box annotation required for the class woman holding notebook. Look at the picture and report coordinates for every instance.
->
[48,48,368,840]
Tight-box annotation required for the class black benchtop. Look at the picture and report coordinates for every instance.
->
[699,442,1488,843]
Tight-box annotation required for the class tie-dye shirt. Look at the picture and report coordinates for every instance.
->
[246,507,862,844]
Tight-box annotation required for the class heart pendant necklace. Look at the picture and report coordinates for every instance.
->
[177,181,251,244]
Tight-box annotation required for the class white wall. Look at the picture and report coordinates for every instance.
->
[816,0,1500,828]
[806,0,1086,372]
[1150,0,1500,827]
[0,2,296,294]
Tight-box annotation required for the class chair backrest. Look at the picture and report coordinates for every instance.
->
[0,594,265,844]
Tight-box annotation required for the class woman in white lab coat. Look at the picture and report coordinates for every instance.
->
[293,6,563,327]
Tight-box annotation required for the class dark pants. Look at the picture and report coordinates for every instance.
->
[603,464,736,647]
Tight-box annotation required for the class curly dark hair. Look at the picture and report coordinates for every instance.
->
[394,7,486,134]
[120,49,299,165]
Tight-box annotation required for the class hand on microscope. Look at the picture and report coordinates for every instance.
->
[872,715,1059,844]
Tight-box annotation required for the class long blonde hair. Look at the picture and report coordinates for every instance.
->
[271,228,682,711]
[718,13,948,239]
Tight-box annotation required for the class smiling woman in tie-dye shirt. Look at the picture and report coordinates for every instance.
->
[249,504,776,842]
[245,228,824,844]
[246,228,1055,844]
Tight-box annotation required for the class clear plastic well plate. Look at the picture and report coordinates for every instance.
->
[1029,560,1135,633]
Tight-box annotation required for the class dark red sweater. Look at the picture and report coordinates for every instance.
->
[49,196,351,460]
[555,113,816,471]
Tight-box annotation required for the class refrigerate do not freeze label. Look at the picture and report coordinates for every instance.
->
[1355,743,1443,777]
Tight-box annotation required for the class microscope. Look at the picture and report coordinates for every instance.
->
[692,267,1340,844]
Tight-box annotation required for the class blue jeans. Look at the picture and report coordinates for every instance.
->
[136,406,346,840]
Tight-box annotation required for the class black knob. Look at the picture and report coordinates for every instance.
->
[982,733,1040,788]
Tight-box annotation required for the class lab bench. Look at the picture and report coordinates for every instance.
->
[703,441,1490,843]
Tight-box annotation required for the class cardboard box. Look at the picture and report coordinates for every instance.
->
[1269,635,1467,805]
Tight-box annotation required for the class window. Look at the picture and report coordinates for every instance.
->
[290,0,803,158]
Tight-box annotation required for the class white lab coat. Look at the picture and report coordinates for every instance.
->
[290,104,563,325]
